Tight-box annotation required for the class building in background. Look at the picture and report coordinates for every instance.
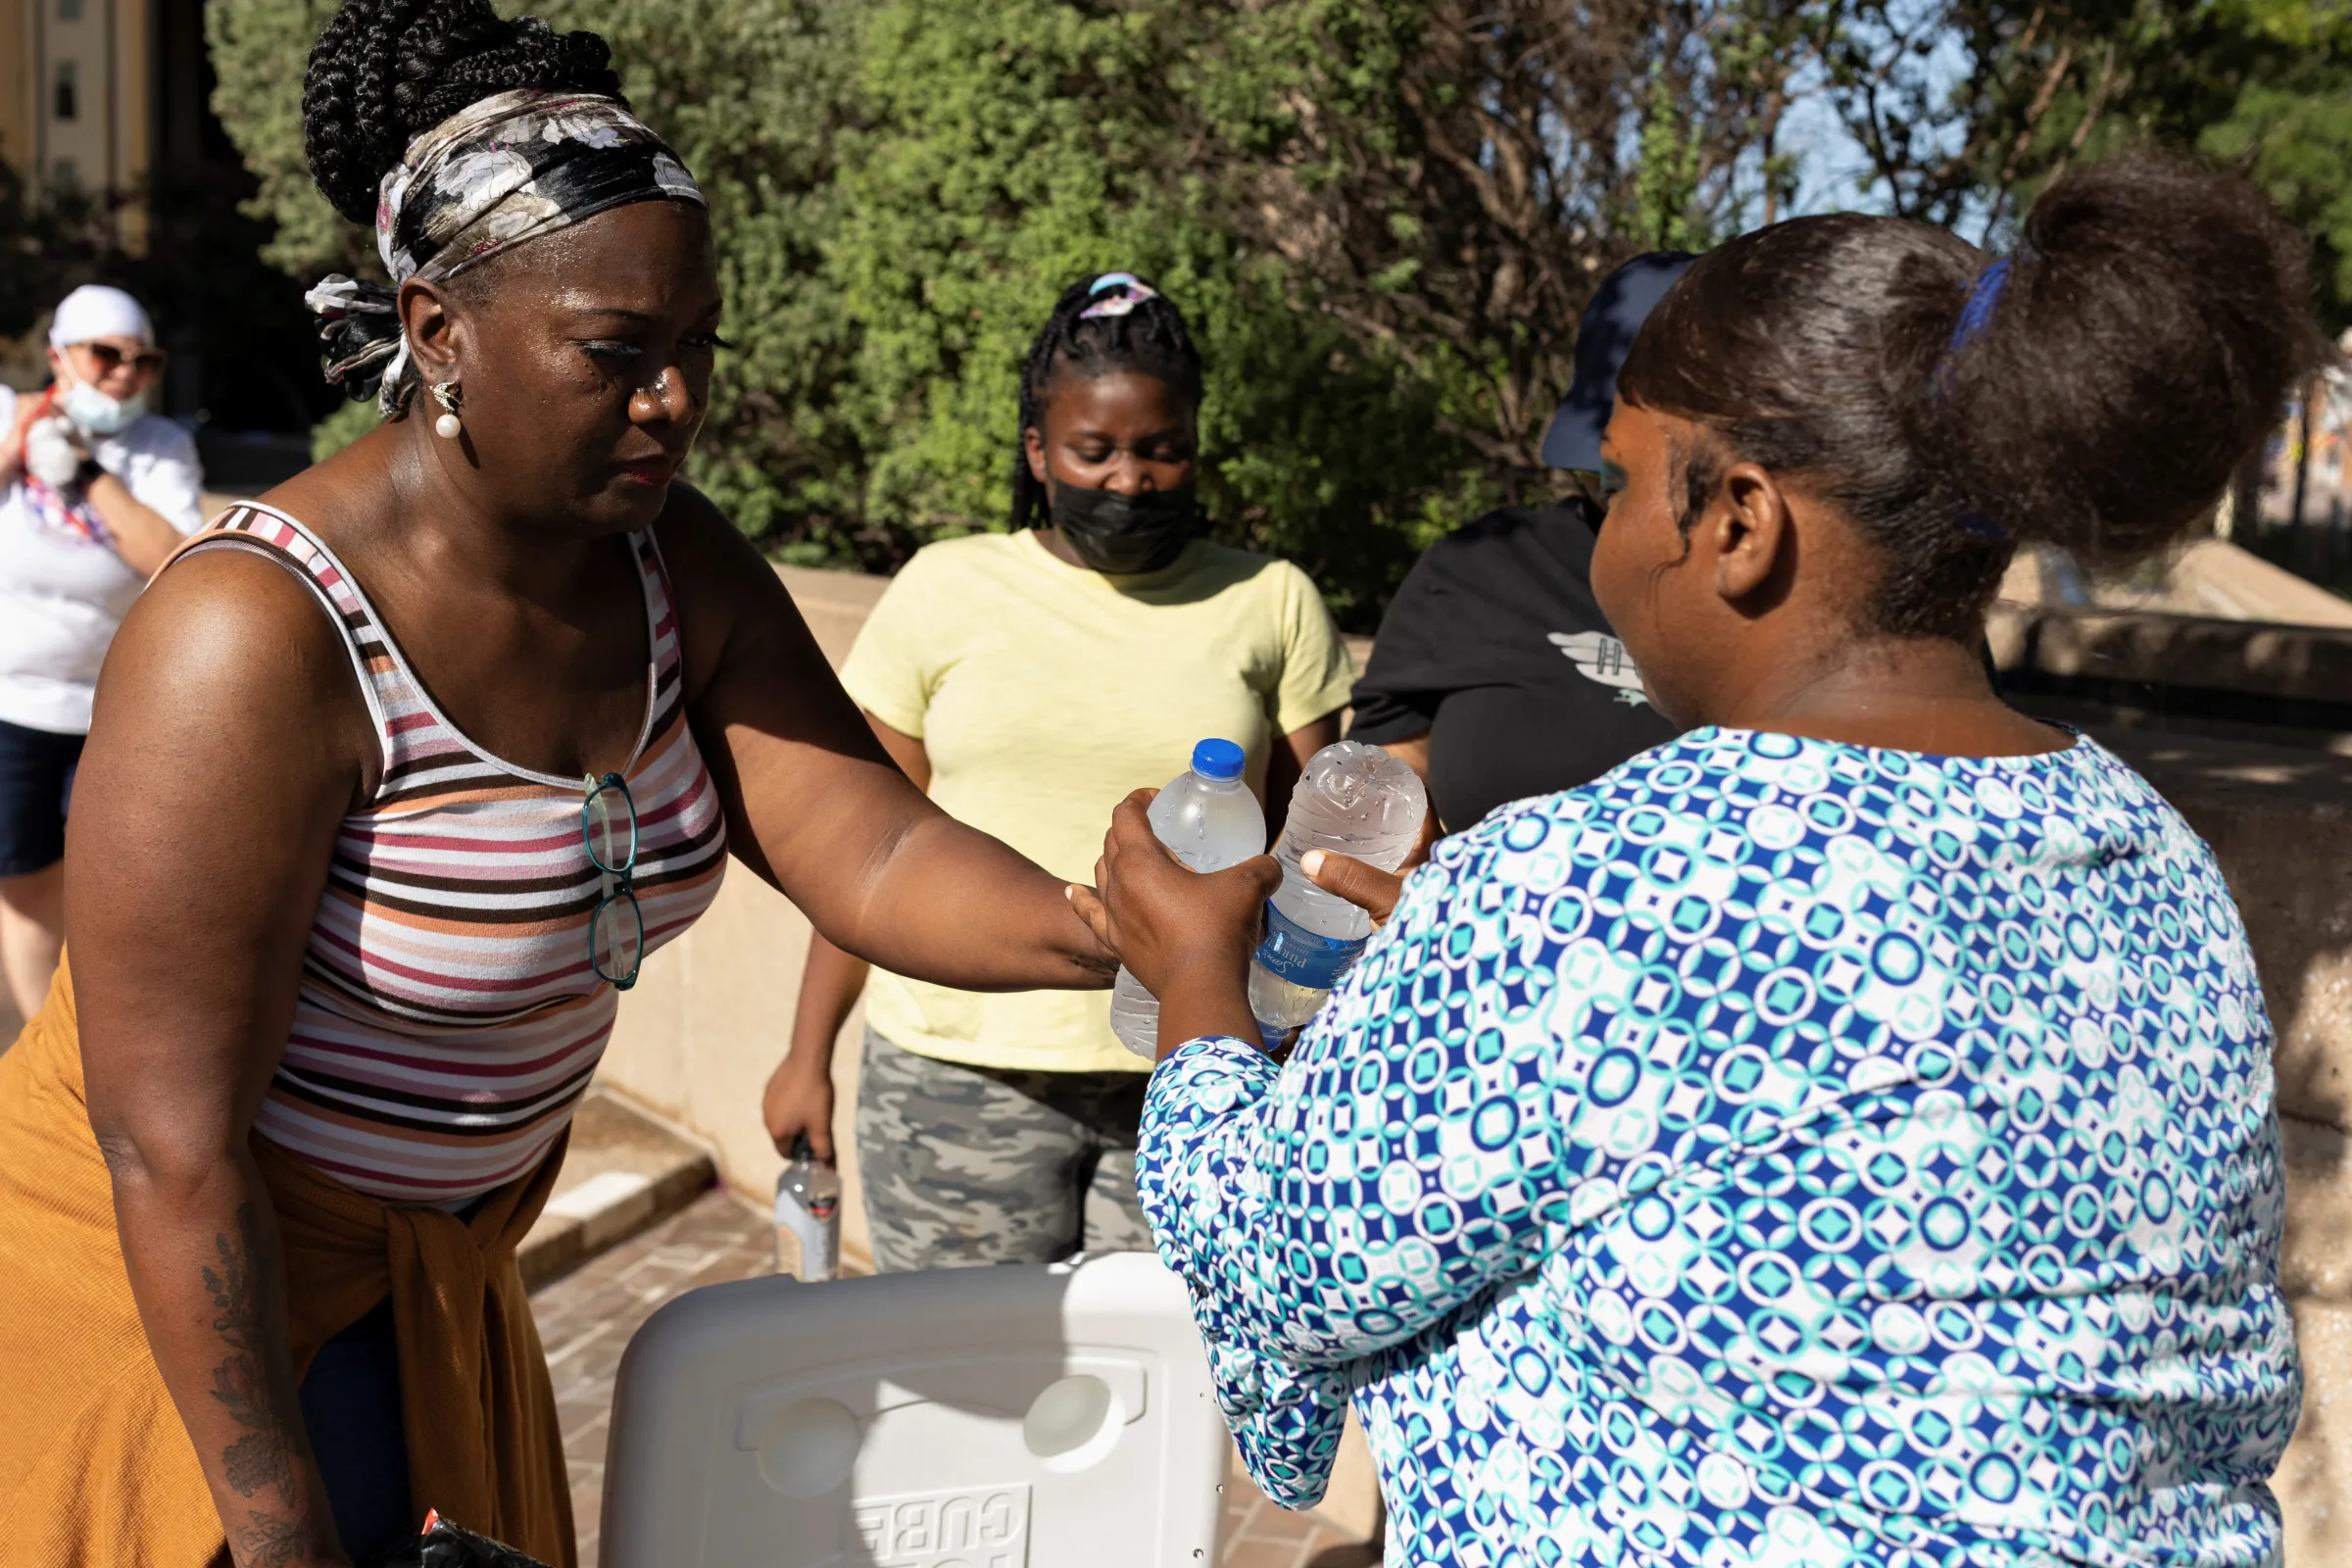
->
[0,0,212,253]
[0,0,327,479]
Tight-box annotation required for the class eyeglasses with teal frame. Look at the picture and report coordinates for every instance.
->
[582,771,644,990]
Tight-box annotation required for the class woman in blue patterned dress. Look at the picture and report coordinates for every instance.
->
[1070,155,2319,1565]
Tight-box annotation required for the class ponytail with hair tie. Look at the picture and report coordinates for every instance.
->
[1616,151,2319,640]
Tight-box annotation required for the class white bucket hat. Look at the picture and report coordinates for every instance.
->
[48,284,154,349]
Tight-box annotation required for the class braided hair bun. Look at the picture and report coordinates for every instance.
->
[304,0,623,226]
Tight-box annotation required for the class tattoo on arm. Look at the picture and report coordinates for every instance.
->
[231,1507,313,1568]
[202,1202,300,1501]
[201,1202,320,1566]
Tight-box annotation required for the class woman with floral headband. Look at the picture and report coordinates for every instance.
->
[0,3,1118,1564]
[760,273,1354,1272]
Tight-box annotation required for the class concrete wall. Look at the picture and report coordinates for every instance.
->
[598,565,2352,1557]
[598,564,1371,1272]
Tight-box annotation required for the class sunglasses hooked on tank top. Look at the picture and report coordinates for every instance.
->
[582,770,644,989]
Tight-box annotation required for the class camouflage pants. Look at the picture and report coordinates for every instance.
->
[856,1027,1153,1272]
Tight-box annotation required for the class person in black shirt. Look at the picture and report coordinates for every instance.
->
[1349,252,1692,833]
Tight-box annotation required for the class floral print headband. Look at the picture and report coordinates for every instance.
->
[306,89,706,415]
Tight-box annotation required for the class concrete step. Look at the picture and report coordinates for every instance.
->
[520,1089,721,1291]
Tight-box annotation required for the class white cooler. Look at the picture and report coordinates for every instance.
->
[601,1250,1229,1567]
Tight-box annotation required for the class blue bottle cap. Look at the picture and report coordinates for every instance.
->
[1191,738,1245,780]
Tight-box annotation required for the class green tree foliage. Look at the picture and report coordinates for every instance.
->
[1819,0,2352,324]
[220,0,870,519]
[211,0,397,458]
[821,0,1821,615]
[1182,0,1810,470]
[822,0,1201,548]
[210,0,2350,623]
[2206,81,2352,327]
[2196,0,2352,329]
[552,0,868,547]
[207,0,360,275]
[820,0,1497,618]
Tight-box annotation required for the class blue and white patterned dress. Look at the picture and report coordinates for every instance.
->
[1137,728,2298,1566]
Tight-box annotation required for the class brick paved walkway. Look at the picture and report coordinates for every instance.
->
[529,1187,1377,1567]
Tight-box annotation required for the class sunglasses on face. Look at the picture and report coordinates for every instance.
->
[77,343,165,375]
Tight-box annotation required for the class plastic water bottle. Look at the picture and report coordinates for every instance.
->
[773,1134,841,1281]
[1249,740,1428,1036]
[1107,738,1269,1058]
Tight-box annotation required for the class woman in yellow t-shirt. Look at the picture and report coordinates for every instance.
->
[762,272,1356,1269]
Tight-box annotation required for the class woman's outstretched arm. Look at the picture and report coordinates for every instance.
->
[73,550,372,1568]
[763,710,929,1159]
[659,490,1112,989]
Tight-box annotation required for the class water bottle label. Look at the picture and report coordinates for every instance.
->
[1253,900,1366,990]
[775,1221,840,1282]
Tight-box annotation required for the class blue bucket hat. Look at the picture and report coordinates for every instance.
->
[1539,251,1697,471]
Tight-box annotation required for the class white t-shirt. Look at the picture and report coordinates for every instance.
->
[0,386,207,735]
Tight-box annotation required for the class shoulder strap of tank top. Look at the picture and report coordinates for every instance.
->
[172,511,684,790]
[166,502,404,780]
[629,528,688,721]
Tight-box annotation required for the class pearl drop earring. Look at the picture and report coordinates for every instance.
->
[430,380,464,440]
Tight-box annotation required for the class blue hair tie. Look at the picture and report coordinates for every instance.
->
[1948,257,2012,351]
[1941,256,2016,541]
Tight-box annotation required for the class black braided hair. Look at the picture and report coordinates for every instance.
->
[1010,271,1206,530]
[304,0,623,227]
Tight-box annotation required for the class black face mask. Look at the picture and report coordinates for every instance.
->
[1049,480,1199,574]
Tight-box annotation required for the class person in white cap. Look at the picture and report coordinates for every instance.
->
[0,283,204,1021]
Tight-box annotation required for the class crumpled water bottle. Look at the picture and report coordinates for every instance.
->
[1247,740,1427,1036]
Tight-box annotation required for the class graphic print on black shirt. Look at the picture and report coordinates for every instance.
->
[1348,501,1679,831]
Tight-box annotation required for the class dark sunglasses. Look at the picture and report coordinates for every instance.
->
[78,342,166,374]
[582,771,644,990]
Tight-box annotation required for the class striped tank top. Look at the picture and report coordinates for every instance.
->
[174,503,727,1205]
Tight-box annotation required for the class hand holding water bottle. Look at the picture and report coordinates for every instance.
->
[1106,739,1268,1057]
[1068,793,1282,1054]
[1247,741,1427,1035]
[1295,845,1408,927]
[1070,743,1424,1054]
